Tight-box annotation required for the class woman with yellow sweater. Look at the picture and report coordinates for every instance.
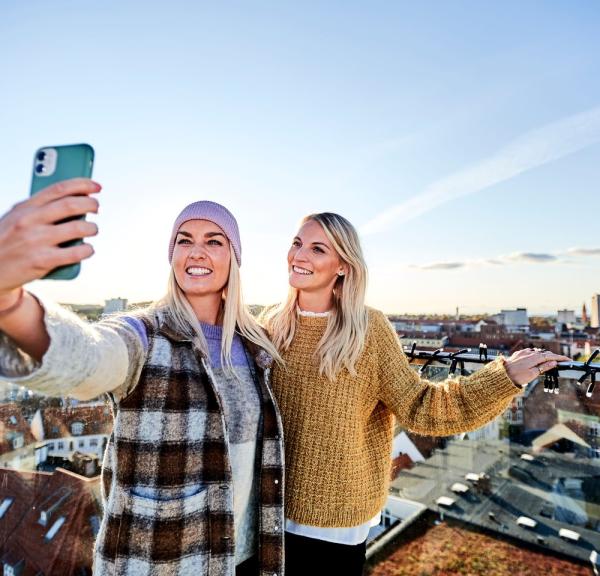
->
[262,212,569,576]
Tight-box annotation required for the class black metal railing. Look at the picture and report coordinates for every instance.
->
[403,344,600,397]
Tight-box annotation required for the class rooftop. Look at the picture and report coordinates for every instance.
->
[367,518,592,576]
[390,439,600,565]
[0,467,101,575]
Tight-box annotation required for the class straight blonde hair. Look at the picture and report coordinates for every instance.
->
[153,245,281,374]
[264,212,369,380]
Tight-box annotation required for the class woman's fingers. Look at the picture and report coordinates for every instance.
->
[537,360,558,374]
[27,178,101,208]
[48,242,95,268]
[42,195,99,224]
[13,195,99,229]
[511,348,537,359]
[505,350,572,387]
[28,242,96,276]
[45,219,99,245]
[0,179,102,291]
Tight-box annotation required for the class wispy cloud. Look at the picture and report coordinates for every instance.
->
[360,105,600,236]
[566,247,600,256]
[410,261,466,270]
[505,252,558,263]
[411,247,600,270]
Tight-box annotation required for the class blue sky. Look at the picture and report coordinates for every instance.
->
[1,1,599,314]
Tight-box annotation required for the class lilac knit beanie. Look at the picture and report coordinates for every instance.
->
[168,201,242,266]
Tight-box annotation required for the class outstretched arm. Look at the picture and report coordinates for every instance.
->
[0,178,100,360]
[374,311,569,436]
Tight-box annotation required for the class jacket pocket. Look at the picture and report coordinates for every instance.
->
[112,485,210,575]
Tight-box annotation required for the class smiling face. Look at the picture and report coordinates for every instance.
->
[172,219,231,299]
[287,219,346,295]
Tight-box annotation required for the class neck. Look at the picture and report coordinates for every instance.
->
[187,292,224,325]
[297,290,334,314]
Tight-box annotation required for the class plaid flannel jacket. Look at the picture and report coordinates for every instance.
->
[92,308,285,576]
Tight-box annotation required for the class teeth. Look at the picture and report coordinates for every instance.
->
[293,266,312,275]
[187,267,212,276]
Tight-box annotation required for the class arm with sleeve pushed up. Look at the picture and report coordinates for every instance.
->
[0,297,146,402]
[374,311,521,436]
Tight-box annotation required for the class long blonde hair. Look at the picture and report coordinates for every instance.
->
[153,245,282,374]
[264,212,369,380]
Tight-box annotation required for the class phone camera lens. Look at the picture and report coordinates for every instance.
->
[36,151,46,162]
[35,163,46,174]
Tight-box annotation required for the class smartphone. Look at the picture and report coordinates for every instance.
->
[30,143,95,280]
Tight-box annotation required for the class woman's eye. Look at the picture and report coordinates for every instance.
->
[292,240,301,247]
[208,239,223,246]
[177,238,191,244]
[313,247,324,254]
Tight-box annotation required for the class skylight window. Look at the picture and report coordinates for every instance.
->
[0,497,13,519]
[559,528,581,542]
[44,516,66,541]
[436,496,456,507]
[516,516,537,529]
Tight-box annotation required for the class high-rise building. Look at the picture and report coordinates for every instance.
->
[557,310,576,328]
[103,298,128,315]
[592,295,600,328]
[494,308,529,332]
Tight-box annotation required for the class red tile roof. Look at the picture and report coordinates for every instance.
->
[42,405,113,439]
[0,405,37,455]
[367,520,590,575]
[0,467,100,575]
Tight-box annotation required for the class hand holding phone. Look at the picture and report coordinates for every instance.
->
[30,143,95,279]
[0,158,100,296]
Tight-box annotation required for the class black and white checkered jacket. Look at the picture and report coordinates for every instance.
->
[0,301,285,576]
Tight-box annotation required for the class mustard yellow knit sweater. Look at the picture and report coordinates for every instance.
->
[269,308,521,528]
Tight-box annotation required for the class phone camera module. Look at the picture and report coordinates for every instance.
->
[33,147,57,177]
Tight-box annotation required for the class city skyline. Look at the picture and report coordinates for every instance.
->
[2,1,599,314]
[62,294,600,319]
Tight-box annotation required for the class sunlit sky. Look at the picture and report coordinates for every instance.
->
[1,1,599,314]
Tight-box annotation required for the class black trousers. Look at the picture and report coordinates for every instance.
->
[236,555,258,576]
[285,531,367,576]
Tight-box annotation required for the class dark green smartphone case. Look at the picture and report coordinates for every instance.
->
[30,143,95,280]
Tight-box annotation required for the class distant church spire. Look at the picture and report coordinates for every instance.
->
[582,302,588,326]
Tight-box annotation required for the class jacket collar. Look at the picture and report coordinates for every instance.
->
[152,306,274,368]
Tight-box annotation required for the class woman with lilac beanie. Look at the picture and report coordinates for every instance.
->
[0,178,284,576]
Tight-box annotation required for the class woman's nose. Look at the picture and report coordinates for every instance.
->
[294,246,309,262]
[190,245,207,259]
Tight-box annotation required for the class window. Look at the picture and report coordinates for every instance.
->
[89,515,100,537]
[44,516,66,542]
[78,440,85,448]
[11,435,24,450]
[57,442,64,450]
[3,560,24,576]
[71,422,84,436]
[0,497,14,519]
[89,438,98,447]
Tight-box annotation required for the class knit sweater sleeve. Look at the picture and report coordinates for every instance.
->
[0,297,146,402]
[372,310,521,436]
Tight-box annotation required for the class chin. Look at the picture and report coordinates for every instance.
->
[289,276,310,290]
